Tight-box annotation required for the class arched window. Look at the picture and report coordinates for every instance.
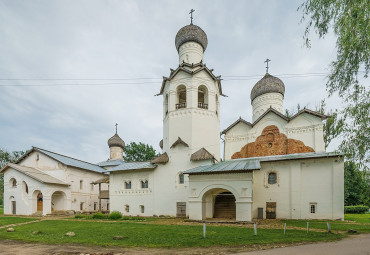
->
[22,181,28,194]
[268,173,277,184]
[176,85,186,109]
[179,173,184,184]
[10,178,17,187]
[125,181,131,189]
[141,180,149,189]
[198,85,208,109]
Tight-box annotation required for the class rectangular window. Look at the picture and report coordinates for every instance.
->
[310,203,317,213]
[80,202,84,211]
[107,203,110,211]
[125,181,131,189]
[94,202,97,211]
[125,205,129,212]
[140,205,145,213]
[80,180,83,190]
[179,174,184,184]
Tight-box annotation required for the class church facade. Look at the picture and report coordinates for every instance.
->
[1,20,344,221]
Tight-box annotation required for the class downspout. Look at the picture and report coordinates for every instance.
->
[220,132,225,162]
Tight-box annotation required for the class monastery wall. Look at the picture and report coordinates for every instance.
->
[252,157,344,220]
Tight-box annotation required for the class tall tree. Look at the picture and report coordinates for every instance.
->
[344,161,369,206]
[123,142,160,162]
[299,0,369,169]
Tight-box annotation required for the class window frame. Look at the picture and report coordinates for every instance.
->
[310,203,317,214]
[141,180,149,189]
[124,181,132,189]
[268,172,277,184]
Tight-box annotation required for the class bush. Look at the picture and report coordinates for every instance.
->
[108,211,122,220]
[92,212,107,219]
[74,214,91,219]
[345,205,369,214]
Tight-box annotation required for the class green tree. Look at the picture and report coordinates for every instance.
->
[299,0,369,169]
[123,142,160,162]
[344,161,369,206]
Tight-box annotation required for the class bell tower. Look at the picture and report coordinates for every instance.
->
[157,20,223,161]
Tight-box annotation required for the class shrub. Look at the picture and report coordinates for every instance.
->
[345,205,369,214]
[108,211,122,220]
[74,214,85,219]
[92,212,107,219]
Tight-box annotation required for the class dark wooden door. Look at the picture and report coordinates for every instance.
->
[213,192,236,219]
[176,202,186,217]
[266,202,276,219]
[11,201,16,215]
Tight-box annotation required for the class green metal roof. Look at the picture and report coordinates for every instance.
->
[184,152,342,175]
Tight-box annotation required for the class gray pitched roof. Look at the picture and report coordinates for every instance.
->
[108,162,157,172]
[97,159,125,167]
[184,152,342,175]
[2,163,69,186]
[18,147,106,173]
[221,117,252,134]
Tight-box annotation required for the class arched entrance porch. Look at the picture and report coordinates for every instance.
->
[202,188,236,219]
[51,191,66,212]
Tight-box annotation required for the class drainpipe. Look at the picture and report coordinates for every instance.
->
[220,132,225,162]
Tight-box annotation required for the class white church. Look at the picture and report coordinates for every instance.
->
[1,19,344,221]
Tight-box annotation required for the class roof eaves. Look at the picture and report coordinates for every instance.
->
[290,108,328,120]
[252,107,289,126]
[222,117,252,134]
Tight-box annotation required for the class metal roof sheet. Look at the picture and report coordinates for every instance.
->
[5,163,69,186]
[108,162,157,172]
[184,152,342,174]
[97,159,125,167]
[35,147,106,173]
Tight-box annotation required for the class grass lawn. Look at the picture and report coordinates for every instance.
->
[0,216,38,227]
[0,206,3,215]
[344,213,370,223]
[0,220,343,248]
[282,219,370,233]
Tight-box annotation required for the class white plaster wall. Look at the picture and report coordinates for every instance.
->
[110,146,123,160]
[285,113,325,152]
[252,93,284,122]
[178,42,204,64]
[109,150,212,217]
[252,157,344,220]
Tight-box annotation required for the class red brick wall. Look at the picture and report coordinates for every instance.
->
[231,125,314,159]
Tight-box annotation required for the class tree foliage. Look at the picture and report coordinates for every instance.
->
[299,0,369,169]
[344,161,369,206]
[123,142,159,162]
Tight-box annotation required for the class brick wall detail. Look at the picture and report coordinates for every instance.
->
[231,125,314,159]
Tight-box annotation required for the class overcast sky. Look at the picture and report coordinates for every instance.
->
[0,0,342,163]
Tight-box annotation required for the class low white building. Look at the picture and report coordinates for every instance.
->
[2,147,109,215]
[2,18,344,221]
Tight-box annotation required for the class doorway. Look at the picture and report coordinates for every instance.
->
[266,202,276,219]
[213,192,236,219]
[11,201,16,215]
[37,192,43,212]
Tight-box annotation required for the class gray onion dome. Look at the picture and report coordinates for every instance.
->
[108,133,125,149]
[250,73,285,101]
[159,139,163,149]
[175,24,208,52]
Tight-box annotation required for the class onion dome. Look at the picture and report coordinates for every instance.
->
[250,73,285,101]
[107,133,125,149]
[159,139,163,149]
[175,24,208,52]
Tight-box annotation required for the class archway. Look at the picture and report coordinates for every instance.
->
[33,190,43,213]
[51,191,66,212]
[202,188,236,220]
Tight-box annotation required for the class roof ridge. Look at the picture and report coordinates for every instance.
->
[33,146,100,167]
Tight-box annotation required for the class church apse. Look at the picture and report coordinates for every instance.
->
[231,125,314,159]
